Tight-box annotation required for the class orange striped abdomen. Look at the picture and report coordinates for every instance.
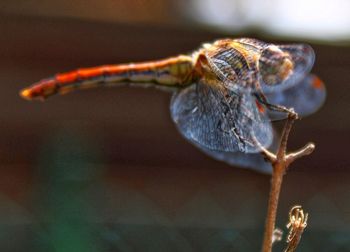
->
[20,55,195,100]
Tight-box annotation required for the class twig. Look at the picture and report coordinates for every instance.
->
[260,113,315,252]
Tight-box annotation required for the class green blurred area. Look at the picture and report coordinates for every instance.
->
[33,130,104,252]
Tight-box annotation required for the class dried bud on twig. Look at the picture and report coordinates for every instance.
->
[272,228,283,244]
[284,205,308,252]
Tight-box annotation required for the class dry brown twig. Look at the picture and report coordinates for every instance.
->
[260,112,314,252]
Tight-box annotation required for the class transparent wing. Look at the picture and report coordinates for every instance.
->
[198,135,281,174]
[266,74,326,120]
[199,147,273,174]
[192,127,279,174]
[170,81,273,153]
[261,44,315,93]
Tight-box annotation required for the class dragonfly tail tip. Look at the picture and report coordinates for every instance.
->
[20,88,33,101]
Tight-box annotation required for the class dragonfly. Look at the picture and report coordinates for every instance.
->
[20,38,326,173]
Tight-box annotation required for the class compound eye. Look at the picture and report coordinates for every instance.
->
[259,46,294,85]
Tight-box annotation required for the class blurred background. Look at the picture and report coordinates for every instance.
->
[0,0,350,251]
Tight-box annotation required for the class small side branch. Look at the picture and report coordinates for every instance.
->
[258,143,276,163]
[286,143,315,167]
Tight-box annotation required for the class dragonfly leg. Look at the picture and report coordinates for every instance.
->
[265,102,297,116]
[255,92,298,118]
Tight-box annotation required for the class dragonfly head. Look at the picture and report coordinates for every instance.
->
[258,45,294,86]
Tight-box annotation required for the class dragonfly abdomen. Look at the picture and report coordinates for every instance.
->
[20,55,194,100]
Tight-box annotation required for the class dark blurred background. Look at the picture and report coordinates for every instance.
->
[0,0,349,251]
